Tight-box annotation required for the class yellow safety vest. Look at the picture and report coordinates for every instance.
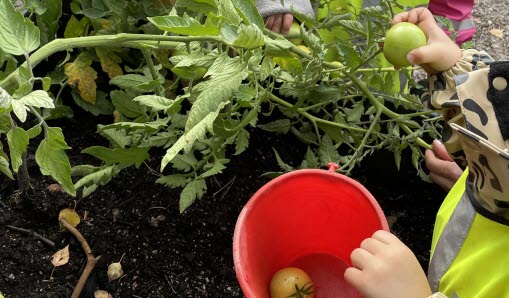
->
[429,170,509,297]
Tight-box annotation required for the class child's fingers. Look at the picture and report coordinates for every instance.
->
[372,230,399,245]
[432,139,454,162]
[392,11,410,24]
[350,248,375,270]
[281,13,293,34]
[265,15,275,30]
[272,14,284,33]
[344,267,364,289]
[360,237,387,254]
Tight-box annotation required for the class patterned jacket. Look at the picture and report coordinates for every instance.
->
[429,49,509,223]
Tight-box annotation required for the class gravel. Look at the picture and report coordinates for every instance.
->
[472,0,508,60]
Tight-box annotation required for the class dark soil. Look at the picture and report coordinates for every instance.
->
[0,102,446,298]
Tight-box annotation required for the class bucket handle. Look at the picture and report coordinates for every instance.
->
[327,162,339,172]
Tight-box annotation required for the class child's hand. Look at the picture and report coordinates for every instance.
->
[344,230,432,298]
[425,140,464,191]
[393,7,461,75]
[265,13,293,34]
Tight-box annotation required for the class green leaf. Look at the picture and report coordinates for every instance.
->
[318,135,340,166]
[42,104,74,120]
[11,100,28,122]
[110,90,145,118]
[110,74,153,93]
[171,152,198,172]
[347,101,364,122]
[0,147,14,179]
[7,127,29,173]
[63,15,88,38]
[393,148,401,170]
[234,128,249,155]
[222,24,265,49]
[161,109,219,171]
[218,0,242,26]
[260,56,275,81]
[18,90,55,108]
[0,0,40,55]
[186,56,247,131]
[273,148,293,172]
[231,0,264,30]
[179,179,207,213]
[258,119,292,133]
[13,81,33,98]
[0,86,13,108]
[175,0,217,14]
[302,147,319,169]
[133,95,174,112]
[72,90,114,116]
[41,76,51,91]
[26,125,42,139]
[35,127,75,195]
[156,174,188,189]
[36,0,62,45]
[200,159,229,178]
[97,125,132,149]
[73,164,125,197]
[82,146,149,168]
[148,13,220,36]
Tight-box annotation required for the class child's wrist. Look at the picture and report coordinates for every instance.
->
[427,292,448,298]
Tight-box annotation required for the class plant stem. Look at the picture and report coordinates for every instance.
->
[340,109,382,174]
[268,93,367,133]
[142,49,164,96]
[60,218,97,298]
[1,34,219,90]
[345,72,431,149]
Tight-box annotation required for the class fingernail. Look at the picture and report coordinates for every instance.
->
[434,139,443,145]
[406,54,415,64]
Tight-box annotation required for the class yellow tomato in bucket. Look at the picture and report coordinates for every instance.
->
[270,267,315,298]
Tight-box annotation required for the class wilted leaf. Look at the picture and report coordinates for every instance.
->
[94,290,112,298]
[59,208,80,228]
[65,53,98,104]
[107,262,123,282]
[96,48,123,79]
[489,28,504,39]
[51,245,70,267]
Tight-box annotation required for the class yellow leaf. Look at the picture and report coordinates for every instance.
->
[489,28,504,39]
[107,262,123,281]
[51,245,70,267]
[59,208,81,228]
[96,49,123,79]
[64,53,98,104]
[94,290,112,298]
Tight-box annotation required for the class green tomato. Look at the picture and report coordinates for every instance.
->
[330,61,344,79]
[287,22,303,45]
[383,22,427,67]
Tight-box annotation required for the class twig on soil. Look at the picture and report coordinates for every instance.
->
[164,274,179,296]
[6,225,56,248]
[60,218,97,298]
[212,177,236,201]
[148,207,168,211]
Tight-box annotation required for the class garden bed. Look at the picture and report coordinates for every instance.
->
[0,106,445,297]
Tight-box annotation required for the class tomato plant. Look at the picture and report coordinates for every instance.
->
[383,22,427,67]
[0,0,440,211]
[270,267,314,298]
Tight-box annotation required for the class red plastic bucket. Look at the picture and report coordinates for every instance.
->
[233,164,389,298]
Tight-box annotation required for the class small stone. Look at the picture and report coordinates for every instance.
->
[8,274,15,280]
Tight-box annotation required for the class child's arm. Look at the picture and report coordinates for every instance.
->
[255,0,315,33]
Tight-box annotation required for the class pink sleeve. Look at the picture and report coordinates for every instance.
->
[428,0,474,22]
[428,0,475,45]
